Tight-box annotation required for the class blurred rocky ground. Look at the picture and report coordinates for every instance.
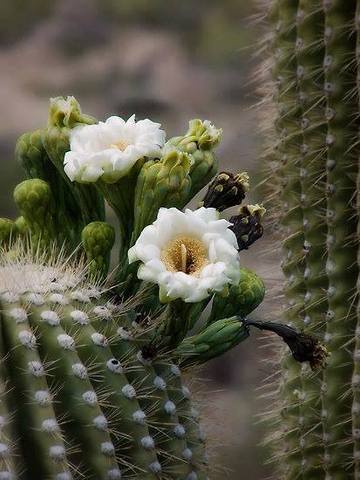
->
[0,1,281,478]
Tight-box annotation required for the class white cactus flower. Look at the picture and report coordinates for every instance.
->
[64,115,166,183]
[128,207,240,303]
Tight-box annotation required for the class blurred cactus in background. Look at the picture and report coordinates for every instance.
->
[261,0,360,478]
[0,96,290,480]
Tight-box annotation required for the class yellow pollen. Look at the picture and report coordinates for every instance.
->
[110,140,129,151]
[161,236,208,276]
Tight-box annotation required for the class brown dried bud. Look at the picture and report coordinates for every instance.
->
[244,319,328,370]
[201,171,250,212]
[229,204,266,251]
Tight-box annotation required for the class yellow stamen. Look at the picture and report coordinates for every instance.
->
[110,140,129,151]
[161,236,208,276]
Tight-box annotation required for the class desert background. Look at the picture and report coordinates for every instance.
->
[0,1,282,478]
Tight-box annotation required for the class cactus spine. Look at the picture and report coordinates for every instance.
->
[263,0,360,478]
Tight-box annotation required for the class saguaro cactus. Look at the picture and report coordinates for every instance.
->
[262,1,360,478]
[0,96,321,479]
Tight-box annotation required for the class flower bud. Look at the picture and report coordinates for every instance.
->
[229,204,266,251]
[201,171,250,211]
[82,222,115,279]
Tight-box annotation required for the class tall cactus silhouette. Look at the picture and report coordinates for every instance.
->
[261,1,360,478]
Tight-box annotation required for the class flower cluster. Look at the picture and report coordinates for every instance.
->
[63,112,262,303]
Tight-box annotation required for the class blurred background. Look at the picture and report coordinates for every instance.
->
[0,1,281,478]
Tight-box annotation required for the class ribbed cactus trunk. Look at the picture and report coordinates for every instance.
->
[263,0,360,478]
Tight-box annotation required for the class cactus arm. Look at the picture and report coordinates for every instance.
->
[322,1,359,477]
[0,302,71,479]
[28,303,121,480]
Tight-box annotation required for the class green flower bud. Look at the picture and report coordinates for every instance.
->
[208,267,265,324]
[166,119,222,198]
[0,218,16,245]
[16,128,89,249]
[176,317,249,366]
[13,179,55,248]
[133,148,192,240]
[81,221,115,279]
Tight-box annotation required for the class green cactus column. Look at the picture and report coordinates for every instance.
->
[263,1,360,479]
[322,2,358,478]
[265,1,307,477]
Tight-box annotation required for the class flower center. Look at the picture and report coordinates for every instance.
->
[110,140,129,151]
[161,236,208,275]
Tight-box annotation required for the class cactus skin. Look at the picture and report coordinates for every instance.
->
[0,97,271,479]
[263,1,360,478]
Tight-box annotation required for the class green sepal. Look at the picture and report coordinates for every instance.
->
[208,267,265,324]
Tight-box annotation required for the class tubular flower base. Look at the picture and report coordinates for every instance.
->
[0,96,320,479]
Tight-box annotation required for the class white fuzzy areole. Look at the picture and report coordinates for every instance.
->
[82,391,98,406]
[93,306,112,320]
[72,363,88,380]
[28,361,45,377]
[49,445,66,462]
[70,310,89,325]
[93,415,108,431]
[55,473,72,480]
[18,330,36,349]
[34,390,51,406]
[41,418,59,433]
[107,468,122,480]
[57,334,75,350]
[121,384,136,399]
[8,308,27,323]
[132,410,146,425]
[41,310,60,326]
[101,442,115,457]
